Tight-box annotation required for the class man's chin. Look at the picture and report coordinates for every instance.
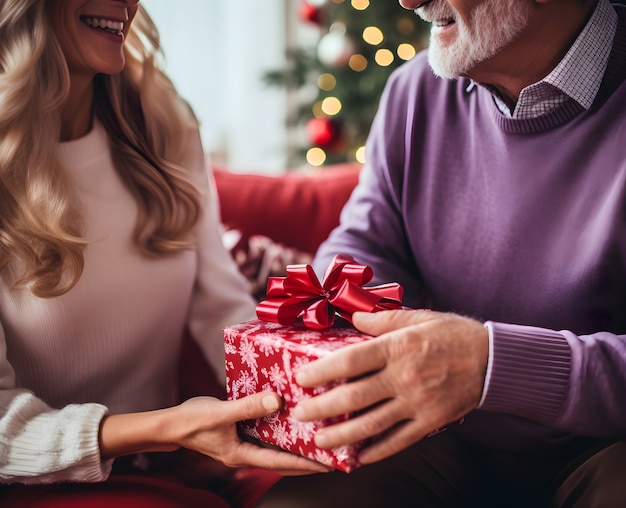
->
[427,47,463,80]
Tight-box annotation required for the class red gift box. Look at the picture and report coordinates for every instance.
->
[224,255,462,471]
[225,255,405,472]
[224,318,375,472]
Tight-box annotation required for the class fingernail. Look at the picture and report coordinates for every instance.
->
[262,395,280,412]
[314,431,329,449]
[295,370,310,386]
[292,405,305,421]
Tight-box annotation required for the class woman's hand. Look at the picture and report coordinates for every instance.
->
[99,392,331,476]
[170,393,330,475]
[292,309,489,465]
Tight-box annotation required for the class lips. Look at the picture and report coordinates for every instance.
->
[400,0,432,9]
[417,0,457,26]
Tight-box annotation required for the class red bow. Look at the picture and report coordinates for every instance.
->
[256,254,404,330]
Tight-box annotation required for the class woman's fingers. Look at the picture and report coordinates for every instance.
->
[231,441,331,475]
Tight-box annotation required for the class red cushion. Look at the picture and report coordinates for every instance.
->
[213,163,361,255]
[0,470,280,508]
[0,475,230,508]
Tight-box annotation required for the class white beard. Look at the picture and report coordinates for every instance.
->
[417,0,531,79]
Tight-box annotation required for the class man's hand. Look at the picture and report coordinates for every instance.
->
[292,309,489,465]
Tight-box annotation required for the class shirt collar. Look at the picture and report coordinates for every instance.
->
[543,0,617,110]
[466,0,617,115]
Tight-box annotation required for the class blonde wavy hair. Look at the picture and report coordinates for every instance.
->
[0,1,202,297]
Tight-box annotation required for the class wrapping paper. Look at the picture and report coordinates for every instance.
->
[225,318,373,472]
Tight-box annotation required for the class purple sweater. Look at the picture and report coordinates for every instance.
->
[314,6,626,453]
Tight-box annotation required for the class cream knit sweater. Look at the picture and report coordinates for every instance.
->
[0,122,256,483]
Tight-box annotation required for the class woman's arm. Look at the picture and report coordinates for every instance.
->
[0,329,110,483]
[99,393,330,475]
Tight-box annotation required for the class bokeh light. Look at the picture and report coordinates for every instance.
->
[363,26,384,45]
[351,0,370,10]
[307,147,327,166]
[348,54,368,72]
[321,96,342,115]
[355,146,366,164]
[312,101,325,118]
[375,48,394,66]
[318,73,337,91]
[397,43,416,60]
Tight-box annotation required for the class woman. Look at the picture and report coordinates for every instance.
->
[0,1,326,506]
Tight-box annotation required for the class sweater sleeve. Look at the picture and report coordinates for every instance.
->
[481,322,626,439]
[184,131,257,381]
[0,324,112,484]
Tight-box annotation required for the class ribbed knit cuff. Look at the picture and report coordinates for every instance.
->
[480,322,571,422]
[6,402,111,484]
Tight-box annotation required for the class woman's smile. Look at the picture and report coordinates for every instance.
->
[80,16,125,37]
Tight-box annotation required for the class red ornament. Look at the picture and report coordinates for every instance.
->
[306,117,339,149]
[298,1,323,25]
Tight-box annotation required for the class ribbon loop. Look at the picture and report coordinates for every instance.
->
[256,254,404,329]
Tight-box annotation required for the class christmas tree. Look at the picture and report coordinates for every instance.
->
[265,0,430,167]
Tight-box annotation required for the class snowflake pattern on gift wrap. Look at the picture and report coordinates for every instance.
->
[270,419,293,449]
[265,322,284,330]
[233,369,257,397]
[312,448,335,468]
[257,334,278,356]
[262,363,288,393]
[224,337,238,352]
[333,445,354,466]
[288,330,326,343]
[239,339,260,376]
[288,376,314,405]
[287,413,316,444]
[281,349,295,376]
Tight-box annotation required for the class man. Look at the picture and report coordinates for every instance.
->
[257,0,626,506]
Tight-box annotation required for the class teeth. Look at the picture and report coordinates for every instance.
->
[434,19,454,27]
[83,17,124,34]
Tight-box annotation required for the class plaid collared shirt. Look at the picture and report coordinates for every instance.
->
[468,0,618,119]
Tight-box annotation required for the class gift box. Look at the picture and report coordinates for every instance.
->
[224,254,404,472]
[224,255,464,471]
[225,317,377,473]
